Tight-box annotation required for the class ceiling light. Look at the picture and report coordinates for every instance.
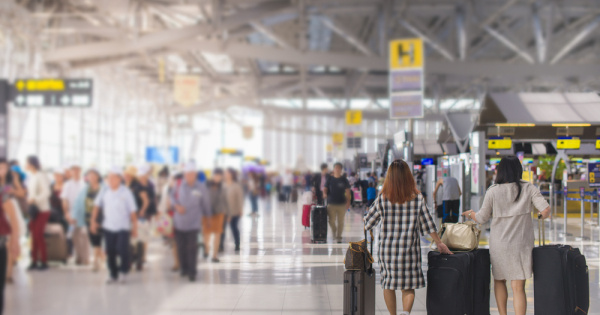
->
[552,123,591,127]
[495,123,535,127]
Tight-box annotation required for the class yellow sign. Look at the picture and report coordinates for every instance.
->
[332,133,344,145]
[389,38,424,69]
[556,138,580,150]
[326,144,333,152]
[15,79,65,92]
[596,139,600,150]
[522,171,533,183]
[590,172,595,183]
[345,110,362,125]
[488,138,512,150]
[220,148,241,155]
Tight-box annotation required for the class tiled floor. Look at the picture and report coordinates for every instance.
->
[5,195,600,314]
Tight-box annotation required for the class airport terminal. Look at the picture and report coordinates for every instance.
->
[0,0,598,314]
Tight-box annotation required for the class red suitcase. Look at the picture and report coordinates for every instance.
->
[302,204,311,228]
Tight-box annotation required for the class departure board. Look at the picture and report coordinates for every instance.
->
[12,78,93,107]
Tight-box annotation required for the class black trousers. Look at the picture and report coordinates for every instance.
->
[0,246,6,315]
[104,230,131,279]
[230,216,240,247]
[175,229,199,277]
[442,200,461,223]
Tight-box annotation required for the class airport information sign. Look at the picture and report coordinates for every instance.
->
[588,163,600,187]
[146,146,179,164]
[388,38,424,119]
[12,78,93,107]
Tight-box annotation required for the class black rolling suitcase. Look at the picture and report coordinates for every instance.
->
[343,230,375,315]
[533,215,589,315]
[310,205,327,243]
[426,249,491,315]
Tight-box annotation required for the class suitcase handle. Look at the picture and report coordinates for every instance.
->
[364,229,375,276]
[537,213,545,246]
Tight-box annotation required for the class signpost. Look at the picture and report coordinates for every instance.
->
[345,110,362,125]
[12,78,93,107]
[388,38,424,119]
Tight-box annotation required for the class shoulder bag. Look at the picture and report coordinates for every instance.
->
[344,229,374,271]
[439,221,481,251]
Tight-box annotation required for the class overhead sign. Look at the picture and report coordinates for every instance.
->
[596,138,600,150]
[173,75,200,107]
[332,133,344,145]
[556,137,580,150]
[12,78,93,107]
[146,146,179,164]
[345,110,362,125]
[488,137,512,150]
[588,163,600,187]
[388,38,424,119]
[218,148,243,156]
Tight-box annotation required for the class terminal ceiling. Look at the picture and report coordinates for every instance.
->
[1,0,600,124]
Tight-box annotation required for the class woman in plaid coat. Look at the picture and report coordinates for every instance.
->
[364,160,452,315]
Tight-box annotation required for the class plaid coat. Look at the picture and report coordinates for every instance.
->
[364,193,437,290]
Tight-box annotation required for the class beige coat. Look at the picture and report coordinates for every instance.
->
[224,183,245,217]
[475,181,549,280]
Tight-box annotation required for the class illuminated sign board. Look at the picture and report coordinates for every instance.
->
[12,78,93,107]
[488,137,512,150]
[596,138,600,150]
[588,163,600,187]
[556,137,580,150]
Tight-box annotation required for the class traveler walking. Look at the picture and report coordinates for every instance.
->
[434,174,462,223]
[248,172,259,216]
[71,169,105,271]
[311,163,329,205]
[224,168,244,252]
[323,162,350,243]
[204,169,228,263]
[49,168,67,233]
[25,156,52,271]
[170,162,210,281]
[61,164,86,265]
[0,158,24,286]
[0,158,22,314]
[462,156,551,315]
[281,169,294,202]
[364,159,451,315]
[132,164,156,269]
[90,167,138,283]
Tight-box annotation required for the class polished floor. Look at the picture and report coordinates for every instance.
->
[5,195,600,315]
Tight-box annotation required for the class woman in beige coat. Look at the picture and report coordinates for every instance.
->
[224,169,244,252]
[463,156,551,315]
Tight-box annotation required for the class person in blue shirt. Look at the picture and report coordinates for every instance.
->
[367,182,377,208]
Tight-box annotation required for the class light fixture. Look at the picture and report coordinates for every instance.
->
[552,123,591,127]
[495,123,535,127]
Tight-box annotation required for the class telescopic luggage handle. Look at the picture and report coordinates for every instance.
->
[537,213,545,246]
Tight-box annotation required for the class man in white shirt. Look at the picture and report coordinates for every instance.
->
[91,167,138,283]
[282,169,294,202]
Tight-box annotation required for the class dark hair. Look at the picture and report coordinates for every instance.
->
[86,169,103,184]
[334,162,343,169]
[381,159,419,204]
[27,155,41,170]
[320,163,328,171]
[496,156,523,202]
[226,168,238,182]
[213,168,224,175]
[0,158,13,184]
[158,166,169,177]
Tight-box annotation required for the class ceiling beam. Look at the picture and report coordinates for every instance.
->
[550,14,600,64]
[321,16,376,56]
[44,0,294,63]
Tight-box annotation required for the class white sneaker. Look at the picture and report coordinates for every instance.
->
[399,312,410,315]
[118,274,128,284]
